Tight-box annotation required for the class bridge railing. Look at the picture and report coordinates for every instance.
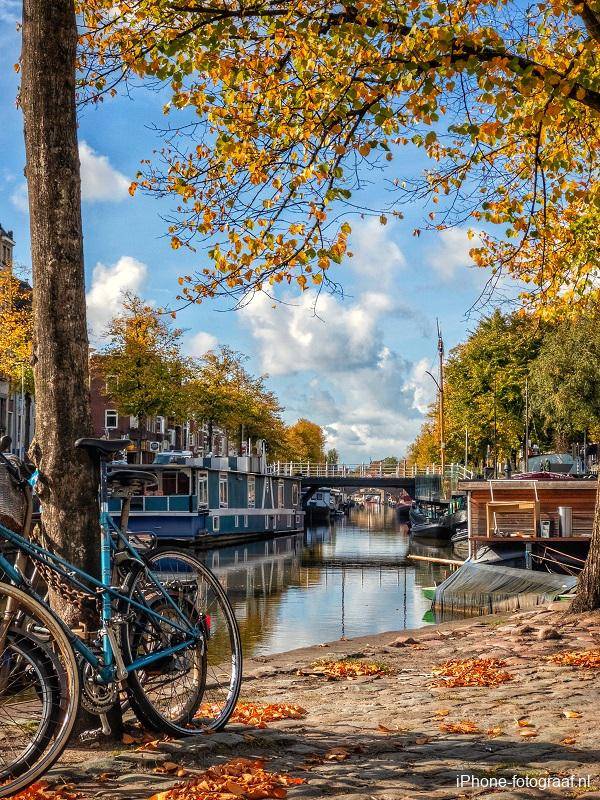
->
[269,461,473,480]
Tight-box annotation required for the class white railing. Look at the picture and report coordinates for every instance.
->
[268,461,473,479]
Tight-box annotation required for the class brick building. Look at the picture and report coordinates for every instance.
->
[0,223,35,457]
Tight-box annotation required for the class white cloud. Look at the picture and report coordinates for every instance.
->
[241,287,431,460]
[86,255,148,338]
[8,142,129,213]
[79,141,130,202]
[348,217,406,285]
[10,182,28,213]
[185,331,218,357]
[427,228,481,281]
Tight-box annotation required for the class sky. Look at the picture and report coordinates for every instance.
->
[0,7,493,462]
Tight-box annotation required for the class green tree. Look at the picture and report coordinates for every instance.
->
[529,315,600,445]
[326,448,339,464]
[100,296,192,461]
[443,312,546,469]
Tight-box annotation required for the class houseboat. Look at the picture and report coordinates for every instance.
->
[303,487,342,522]
[108,455,304,546]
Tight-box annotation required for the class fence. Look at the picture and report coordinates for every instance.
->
[268,461,473,481]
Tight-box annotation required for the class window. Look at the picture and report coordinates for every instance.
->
[105,409,118,429]
[288,515,292,527]
[219,473,228,507]
[155,416,165,434]
[292,483,299,507]
[130,416,138,428]
[213,515,220,532]
[244,515,248,528]
[247,475,255,508]
[265,514,270,530]
[234,515,239,528]
[161,469,190,496]
[278,480,284,509]
[197,472,208,507]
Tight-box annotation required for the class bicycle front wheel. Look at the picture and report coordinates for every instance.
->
[0,582,80,797]
[123,549,242,737]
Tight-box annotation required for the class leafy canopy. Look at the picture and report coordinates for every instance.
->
[0,268,33,391]
[80,1,600,314]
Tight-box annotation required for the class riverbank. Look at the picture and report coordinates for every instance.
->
[44,603,600,800]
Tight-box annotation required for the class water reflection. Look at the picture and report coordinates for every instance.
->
[202,506,456,658]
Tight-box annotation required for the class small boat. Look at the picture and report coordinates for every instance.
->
[410,495,467,541]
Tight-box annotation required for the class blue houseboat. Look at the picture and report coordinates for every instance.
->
[108,455,305,545]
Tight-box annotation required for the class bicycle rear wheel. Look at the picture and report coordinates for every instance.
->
[0,582,79,797]
[123,549,242,737]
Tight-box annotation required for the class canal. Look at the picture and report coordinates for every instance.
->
[202,506,456,658]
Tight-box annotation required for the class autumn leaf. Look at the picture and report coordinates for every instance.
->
[432,659,513,688]
[196,701,307,728]
[549,650,600,669]
[439,720,480,734]
[309,659,392,680]
[562,710,582,719]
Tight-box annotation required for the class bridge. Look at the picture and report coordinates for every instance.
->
[268,462,472,500]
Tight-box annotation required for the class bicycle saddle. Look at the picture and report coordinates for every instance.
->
[108,470,158,492]
[74,438,132,458]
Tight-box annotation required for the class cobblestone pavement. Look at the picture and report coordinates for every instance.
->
[50,604,600,799]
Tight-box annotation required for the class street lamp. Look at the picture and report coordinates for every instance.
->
[425,320,445,474]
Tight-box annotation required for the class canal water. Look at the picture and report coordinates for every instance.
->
[202,506,456,658]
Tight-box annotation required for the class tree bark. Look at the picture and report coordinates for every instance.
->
[570,472,600,612]
[21,0,100,623]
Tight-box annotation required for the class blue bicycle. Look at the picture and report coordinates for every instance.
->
[0,437,242,797]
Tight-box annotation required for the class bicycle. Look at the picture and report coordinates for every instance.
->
[0,437,242,797]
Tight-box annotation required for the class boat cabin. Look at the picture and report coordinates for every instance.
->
[108,456,304,544]
[461,478,596,570]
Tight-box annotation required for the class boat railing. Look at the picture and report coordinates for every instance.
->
[109,494,201,513]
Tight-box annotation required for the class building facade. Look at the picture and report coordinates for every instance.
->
[0,223,35,457]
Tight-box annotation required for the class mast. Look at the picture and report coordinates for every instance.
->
[437,319,445,476]
[524,376,529,472]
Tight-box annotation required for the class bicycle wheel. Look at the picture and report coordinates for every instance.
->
[123,549,242,737]
[0,582,80,797]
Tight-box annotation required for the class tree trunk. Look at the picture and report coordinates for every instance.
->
[570,472,600,612]
[22,0,100,624]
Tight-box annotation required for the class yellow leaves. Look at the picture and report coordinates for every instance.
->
[562,710,582,719]
[307,659,392,680]
[549,649,600,669]
[196,702,307,729]
[148,758,305,800]
[439,720,480,734]
[432,658,514,688]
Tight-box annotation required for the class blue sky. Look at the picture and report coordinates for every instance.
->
[0,6,493,461]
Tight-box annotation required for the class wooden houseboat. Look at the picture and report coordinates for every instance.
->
[462,478,596,572]
[108,456,305,546]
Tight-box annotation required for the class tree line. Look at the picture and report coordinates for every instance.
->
[98,296,326,462]
[407,310,600,470]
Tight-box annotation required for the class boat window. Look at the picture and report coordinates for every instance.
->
[316,492,322,500]
[278,480,284,508]
[219,473,228,507]
[248,475,256,508]
[161,470,190,496]
[197,472,208,507]
[292,483,299,506]
[213,515,220,531]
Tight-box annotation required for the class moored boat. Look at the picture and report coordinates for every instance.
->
[108,455,304,545]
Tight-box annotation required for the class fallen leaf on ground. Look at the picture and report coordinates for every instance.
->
[439,720,480,734]
[309,659,392,680]
[377,723,406,734]
[432,658,513,688]
[434,709,450,717]
[516,719,534,727]
[562,710,582,719]
[487,726,504,738]
[148,757,304,800]
[9,782,81,800]
[324,747,351,761]
[196,701,307,728]
[560,736,578,746]
[520,729,539,738]
[549,649,600,669]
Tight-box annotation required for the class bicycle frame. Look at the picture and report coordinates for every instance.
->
[0,460,202,684]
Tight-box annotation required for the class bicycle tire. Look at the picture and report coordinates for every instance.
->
[0,582,80,798]
[122,549,242,737]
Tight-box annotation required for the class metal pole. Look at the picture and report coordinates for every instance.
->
[437,320,445,476]
[524,376,529,472]
[464,427,468,472]
[19,362,25,459]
